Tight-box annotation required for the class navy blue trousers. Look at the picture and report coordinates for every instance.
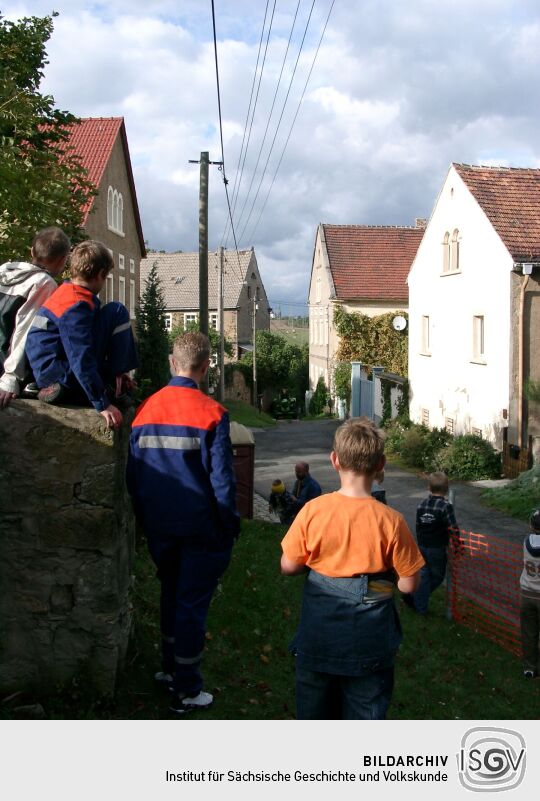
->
[148,535,232,696]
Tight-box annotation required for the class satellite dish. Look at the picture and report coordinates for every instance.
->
[392,315,407,331]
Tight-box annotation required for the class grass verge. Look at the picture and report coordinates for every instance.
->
[481,465,539,522]
[224,399,276,429]
[4,519,538,719]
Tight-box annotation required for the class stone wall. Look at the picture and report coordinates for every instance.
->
[0,400,135,697]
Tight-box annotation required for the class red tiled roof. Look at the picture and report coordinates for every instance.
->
[322,225,424,302]
[61,117,145,256]
[453,164,540,262]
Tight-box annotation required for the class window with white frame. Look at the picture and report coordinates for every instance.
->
[107,187,124,235]
[450,228,460,271]
[472,315,485,360]
[105,273,114,303]
[164,313,173,331]
[209,312,218,330]
[107,187,114,228]
[422,408,430,426]
[442,231,450,273]
[118,276,125,305]
[421,315,430,354]
[129,258,135,274]
[445,417,455,434]
[129,280,135,319]
[184,312,198,327]
[119,254,125,271]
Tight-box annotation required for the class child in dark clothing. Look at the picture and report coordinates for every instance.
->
[268,479,296,524]
[26,240,138,429]
[519,508,540,679]
[402,471,458,615]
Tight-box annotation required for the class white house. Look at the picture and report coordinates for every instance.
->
[308,222,424,391]
[408,163,540,453]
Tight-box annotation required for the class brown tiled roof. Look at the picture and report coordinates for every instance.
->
[61,117,146,255]
[141,250,257,310]
[453,164,540,262]
[322,225,424,302]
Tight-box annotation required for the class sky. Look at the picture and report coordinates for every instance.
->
[3,1,540,311]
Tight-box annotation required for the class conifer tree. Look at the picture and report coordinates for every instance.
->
[135,262,170,398]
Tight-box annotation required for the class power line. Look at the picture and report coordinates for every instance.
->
[222,0,277,249]
[228,0,301,245]
[219,0,270,247]
[210,0,244,286]
[245,0,336,246]
[236,0,317,244]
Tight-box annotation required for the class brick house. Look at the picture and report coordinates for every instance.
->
[140,248,270,359]
[65,117,146,319]
[308,223,425,391]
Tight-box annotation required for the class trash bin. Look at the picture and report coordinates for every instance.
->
[229,421,255,519]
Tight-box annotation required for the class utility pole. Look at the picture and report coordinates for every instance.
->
[217,246,225,403]
[188,152,223,394]
[252,295,258,409]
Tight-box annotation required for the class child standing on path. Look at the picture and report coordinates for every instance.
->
[403,472,458,615]
[26,240,138,429]
[280,417,424,720]
[520,508,540,679]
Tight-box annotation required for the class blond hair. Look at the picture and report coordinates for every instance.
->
[172,331,211,372]
[333,417,385,476]
[70,240,113,280]
[428,471,449,494]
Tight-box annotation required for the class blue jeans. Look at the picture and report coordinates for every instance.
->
[296,662,394,720]
[412,546,447,614]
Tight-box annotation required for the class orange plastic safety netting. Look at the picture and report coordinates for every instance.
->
[447,529,522,656]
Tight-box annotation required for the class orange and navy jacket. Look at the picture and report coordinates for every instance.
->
[26,281,110,411]
[126,376,240,541]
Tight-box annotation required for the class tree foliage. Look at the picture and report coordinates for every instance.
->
[241,330,308,399]
[333,362,351,402]
[333,306,408,377]
[0,13,94,262]
[135,262,170,398]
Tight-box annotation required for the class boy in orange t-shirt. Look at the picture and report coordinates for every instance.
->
[281,417,424,720]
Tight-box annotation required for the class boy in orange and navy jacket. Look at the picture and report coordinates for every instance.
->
[26,240,138,429]
[281,417,424,720]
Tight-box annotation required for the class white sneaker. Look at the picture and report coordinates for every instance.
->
[170,690,213,714]
[154,671,173,686]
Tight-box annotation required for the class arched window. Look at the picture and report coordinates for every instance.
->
[112,190,119,232]
[451,229,460,271]
[118,193,124,234]
[442,231,450,273]
[107,187,113,228]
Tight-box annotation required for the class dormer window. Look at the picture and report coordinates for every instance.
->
[107,186,124,235]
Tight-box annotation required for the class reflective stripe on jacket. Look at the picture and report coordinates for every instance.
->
[126,376,240,541]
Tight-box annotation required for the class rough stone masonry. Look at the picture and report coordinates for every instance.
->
[0,400,135,696]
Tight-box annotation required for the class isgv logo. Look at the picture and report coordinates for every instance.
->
[457,727,526,792]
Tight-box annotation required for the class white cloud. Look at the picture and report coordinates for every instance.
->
[2,0,540,304]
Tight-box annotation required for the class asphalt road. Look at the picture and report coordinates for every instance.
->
[252,419,526,541]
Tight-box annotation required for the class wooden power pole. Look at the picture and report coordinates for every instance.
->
[217,246,225,402]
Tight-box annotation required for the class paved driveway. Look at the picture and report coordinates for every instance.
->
[252,419,525,541]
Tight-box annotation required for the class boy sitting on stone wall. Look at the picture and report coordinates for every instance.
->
[26,240,138,429]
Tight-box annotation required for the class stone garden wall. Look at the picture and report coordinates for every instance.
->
[0,400,135,697]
